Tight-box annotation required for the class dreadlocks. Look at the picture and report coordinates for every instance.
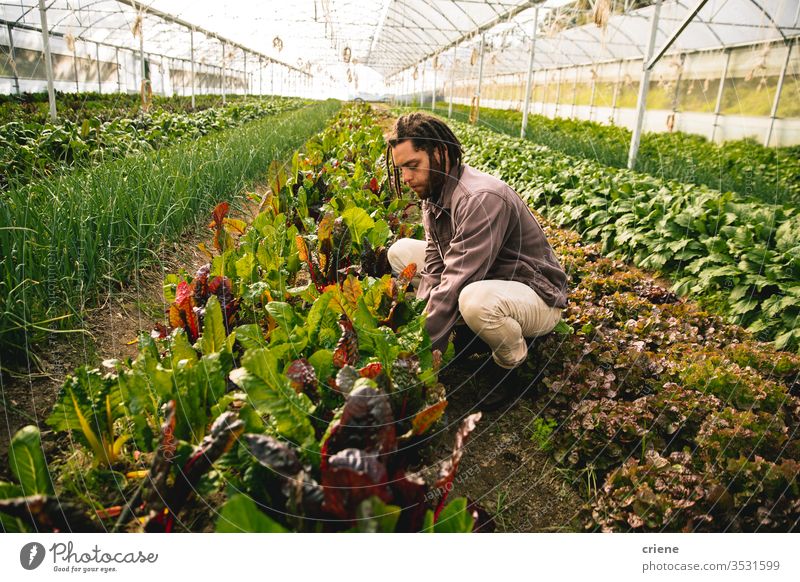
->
[385,112,463,200]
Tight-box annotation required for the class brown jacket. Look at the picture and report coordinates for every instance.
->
[417,163,568,352]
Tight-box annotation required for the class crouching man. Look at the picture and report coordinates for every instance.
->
[385,112,569,409]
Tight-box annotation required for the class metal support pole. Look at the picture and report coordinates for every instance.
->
[475,33,485,123]
[419,62,424,106]
[221,43,226,104]
[190,28,195,109]
[139,26,145,90]
[431,56,437,111]
[96,42,102,93]
[571,68,579,118]
[259,57,263,95]
[611,59,623,123]
[542,71,549,114]
[554,68,562,117]
[7,24,20,95]
[710,49,730,142]
[647,0,710,71]
[160,56,166,96]
[72,45,79,92]
[243,51,247,95]
[115,47,121,92]
[764,39,794,147]
[37,0,57,121]
[448,43,458,118]
[588,68,597,121]
[628,0,662,169]
[521,7,539,138]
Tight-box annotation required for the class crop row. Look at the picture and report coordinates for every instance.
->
[1,96,304,188]
[0,100,340,359]
[435,102,800,208]
[518,222,800,531]
[0,91,263,124]
[0,103,484,533]
[451,119,800,353]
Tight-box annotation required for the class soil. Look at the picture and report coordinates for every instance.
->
[423,357,584,532]
[0,106,587,532]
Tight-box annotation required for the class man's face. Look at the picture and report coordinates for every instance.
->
[391,140,443,200]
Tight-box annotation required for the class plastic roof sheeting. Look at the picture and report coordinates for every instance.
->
[1,0,798,86]
[390,0,800,80]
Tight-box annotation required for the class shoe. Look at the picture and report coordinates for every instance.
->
[472,360,523,412]
[447,327,492,370]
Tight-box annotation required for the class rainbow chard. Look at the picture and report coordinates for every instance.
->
[144,406,244,532]
[45,367,131,468]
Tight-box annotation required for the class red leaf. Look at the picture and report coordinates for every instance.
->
[411,400,448,436]
[175,280,193,305]
[358,362,383,379]
[169,281,199,342]
[333,314,358,368]
[286,358,318,395]
[321,449,391,519]
[397,262,417,292]
[210,201,230,229]
[433,412,482,519]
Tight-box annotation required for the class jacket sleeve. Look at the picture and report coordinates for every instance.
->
[416,218,444,303]
[423,191,512,352]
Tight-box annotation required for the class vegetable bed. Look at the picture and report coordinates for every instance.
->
[433,102,800,208]
[2,103,797,533]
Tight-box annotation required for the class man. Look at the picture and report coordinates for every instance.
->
[385,112,568,408]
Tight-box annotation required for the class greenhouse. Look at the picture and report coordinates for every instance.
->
[0,0,799,538]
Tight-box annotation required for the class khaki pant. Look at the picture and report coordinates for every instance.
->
[387,238,562,369]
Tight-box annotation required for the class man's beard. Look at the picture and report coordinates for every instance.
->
[418,158,448,202]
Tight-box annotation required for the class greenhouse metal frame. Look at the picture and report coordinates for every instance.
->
[1,1,798,161]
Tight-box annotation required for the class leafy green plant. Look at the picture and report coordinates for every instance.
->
[528,417,557,452]
[46,367,131,468]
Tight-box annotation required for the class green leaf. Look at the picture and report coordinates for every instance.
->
[234,324,268,351]
[198,295,227,355]
[230,348,315,448]
[342,206,375,247]
[0,482,27,532]
[774,329,798,351]
[306,291,335,347]
[9,426,53,496]
[216,494,288,532]
[552,319,573,335]
[169,328,198,367]
[433,497,474,533]
[366,219,392,248]
[266,302,299,333]
[355,496,402,532]
[308,349,334,384]
[46,367,127,465]
[172,353,230,444]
